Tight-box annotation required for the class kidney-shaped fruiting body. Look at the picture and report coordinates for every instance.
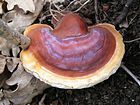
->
[20,13,125,89]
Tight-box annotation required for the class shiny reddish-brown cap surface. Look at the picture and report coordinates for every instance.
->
[20,13,125,89]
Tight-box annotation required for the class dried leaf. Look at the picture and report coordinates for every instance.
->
[0,37,10,56]
[0,2,3,14]
[2,0,45,31]
[0,98,10,105]
[3,63,50,105]
[2,0,65,31]
[0,38,11,56]
[6,58,20,72]
[0,37,20,57]
[0,55,6,74]
[0,66,10,88]
[0,91,10,105]
[5,0,35,13]
[6,63,33,89]
[0,19,30,50]
[12,45,20,57]
[0,89,3,99]
[5,77,49,104]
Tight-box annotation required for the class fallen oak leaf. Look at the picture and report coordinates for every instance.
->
[0,97,10,105]
[11,45,20,57]
[0,19,30,50]
[0,89,4,100]
[2,0,65,32]
[5,0,35,13]
[0,1,3,14]
[0,49,49,105]
[3,63,50,105]
[2,8,36,32]
[6,63,33,89]
[4,78,49,105]
[0,37,21,57]
[0,17,49,105]
[0,38,11,56]
[6,57,20,72]
[2,0,46,32]
[0,55,6,74]
[0,65,11,88]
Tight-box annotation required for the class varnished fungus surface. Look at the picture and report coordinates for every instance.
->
[25,26,116,77]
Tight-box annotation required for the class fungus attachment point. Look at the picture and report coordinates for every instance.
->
[20,13,125,89]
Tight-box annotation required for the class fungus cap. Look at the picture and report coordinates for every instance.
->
[20,13,125,89]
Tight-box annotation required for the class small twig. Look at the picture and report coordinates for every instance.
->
[49,2,58,21]
[64,0,77,10]
[74,0,90,12]
[49,2,64,22]
[39,94,46,105]
[128,14,138,25]
[94,0,99,23]
[121,64,140,86]
[124,37,140,43]
[114,0,134,25]
[51,9,64,16]
[53,3,63,11]
[0,19,30,50]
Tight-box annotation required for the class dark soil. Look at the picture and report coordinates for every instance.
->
[32,0,140,105]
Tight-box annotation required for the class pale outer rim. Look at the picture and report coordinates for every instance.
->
[20,23,125,89]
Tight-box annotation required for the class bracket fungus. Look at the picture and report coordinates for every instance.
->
[20,13,125,89]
